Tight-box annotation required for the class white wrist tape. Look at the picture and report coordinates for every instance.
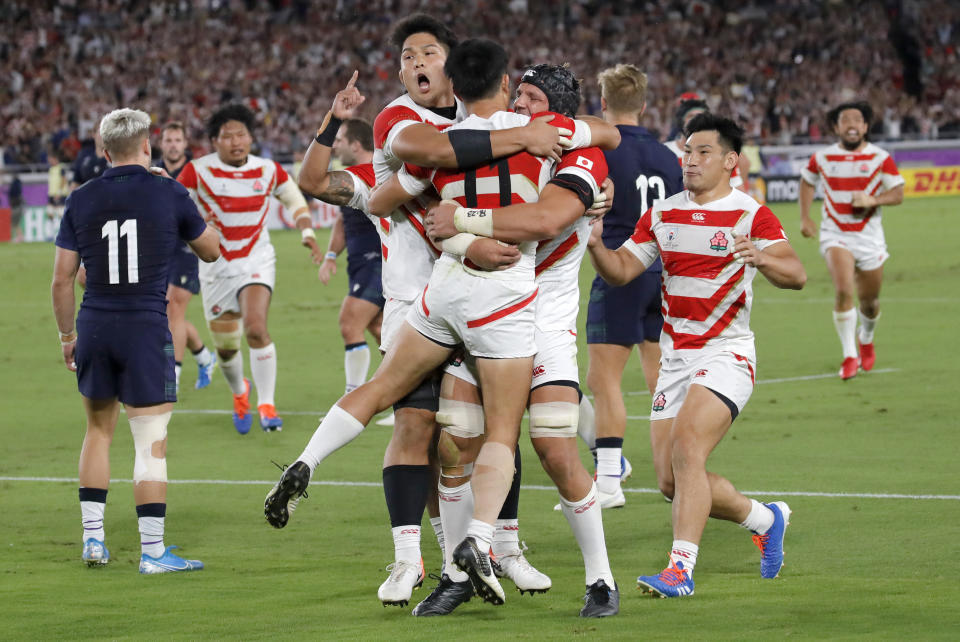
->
[568,119,592,150]
[440,232,479,256]
[301,227,316,241]
[130,412,170,483]
[453,206,494,238]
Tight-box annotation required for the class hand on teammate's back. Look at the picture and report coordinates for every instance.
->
[587,216,604,246]
[332,70,365,119]
[521,115,565,162]
[586,177,614,218]
[465,238,521,271]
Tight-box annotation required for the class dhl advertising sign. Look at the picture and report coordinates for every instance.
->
[901,166,960,198]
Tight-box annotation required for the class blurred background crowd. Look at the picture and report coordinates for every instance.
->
[2,0,959,168]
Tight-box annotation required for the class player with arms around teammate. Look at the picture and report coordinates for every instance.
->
[584,64,682,509]
[157,121,217,392]
[588,113,806,597]
[799,101,904,380]
[303,113,386,394]
[52,108,220,573]
[178,104,310,433]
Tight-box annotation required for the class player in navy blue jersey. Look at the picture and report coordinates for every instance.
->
[311,118,386,396]
[52,108,220,574]
[584,65,683,508]
[158,121,217,393]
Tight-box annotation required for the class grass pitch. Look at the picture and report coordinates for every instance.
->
[1,198,958,639]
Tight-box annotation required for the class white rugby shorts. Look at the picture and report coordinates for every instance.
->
[444,327,579,389]
[379,298,413,353]
[199,240,276,321]
[819,223,888,272]
[407,262,537,359]
[650,351,755,421]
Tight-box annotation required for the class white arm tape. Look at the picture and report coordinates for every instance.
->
[276,178,309,213]
[453,206,494,237]
[569,119,592,150]
[440,233,479,256]
[529,401,579,439]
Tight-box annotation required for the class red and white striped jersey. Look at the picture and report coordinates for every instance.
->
[800,142,904,234]
[345,162,409,300]
[534,147,607,330]
[178,153,290,261]
[372,94,466,300]
[665,139,744,189]
[622,189,787,361]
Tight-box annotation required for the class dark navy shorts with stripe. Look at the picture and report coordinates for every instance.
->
[75,309,177,405]
[167,246,200,295]
[586,270,663,345]
[347,259,385,308]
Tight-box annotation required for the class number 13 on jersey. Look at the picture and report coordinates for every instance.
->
[636,174,666,213]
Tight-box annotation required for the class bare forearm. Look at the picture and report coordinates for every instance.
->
[875,185,904,206]
[51,280,76,333]
[578,116,621,151]
[327,216,346,255]
[298,140,333,197]
[799,181,815,220]
[757,252,806,290]
[589,245,638,286]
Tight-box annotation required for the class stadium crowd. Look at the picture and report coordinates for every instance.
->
[2,0,960,167]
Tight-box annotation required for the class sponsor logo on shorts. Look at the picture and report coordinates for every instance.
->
[652,392,666,412]
[694,369,708,377]
[709,231,729,252]
[532,365,546,378]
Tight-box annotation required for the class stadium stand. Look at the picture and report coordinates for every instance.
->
[1,0,959,167]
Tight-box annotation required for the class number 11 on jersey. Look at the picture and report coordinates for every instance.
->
[102,219,139,284]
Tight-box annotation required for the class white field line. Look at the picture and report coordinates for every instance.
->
[757,297,957,305]
[1,476,957,501]
[168,368,902,420]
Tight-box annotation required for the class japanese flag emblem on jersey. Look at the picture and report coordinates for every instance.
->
[709,231,729,252]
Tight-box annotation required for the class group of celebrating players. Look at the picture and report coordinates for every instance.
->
[54,10,905,618]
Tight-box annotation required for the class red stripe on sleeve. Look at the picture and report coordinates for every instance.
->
[374,105,422,150]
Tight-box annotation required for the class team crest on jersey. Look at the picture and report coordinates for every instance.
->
[859,163,869,173]
[663,225,680,249]
[211,305,221,315]
[652,392,667,412]
[709,231,729,252]
[252,179,264,192]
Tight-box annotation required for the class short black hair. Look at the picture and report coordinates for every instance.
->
[207,103,256,139]
[444,38,509,103]
[390,14,458,54]
[342,118,373,152]
[684,112,743,155]
[827,101,873,128]
[675,99,709,130]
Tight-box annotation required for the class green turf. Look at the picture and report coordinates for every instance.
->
[1,198,958,639]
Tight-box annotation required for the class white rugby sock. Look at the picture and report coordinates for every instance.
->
[439,481,473,582]
[344,343,370,393]
[740,499,775,535]
[832,308,858,359]
[670,540,699,575]
[220,351,246,395]
[392,525,422,565]
[858,310,880,344]
[249,343,277,407]
[492,518,520,557]
[139,516,165,559]
[174,362,182,389]
[80,499,106,544]
[192,345,213,367]
[298,405,365,473]
[466,519,495,553]
[559,482,615,586]
[577,396,596,450]
[430,516,445,565]
[596,447,622,495]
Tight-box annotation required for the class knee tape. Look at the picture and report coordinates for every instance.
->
[130,412,170,483]
[436,398,485,439]
[528,401,579,439]
[475,441,515,483]
[209,319,243,351]
[437,431,476,480]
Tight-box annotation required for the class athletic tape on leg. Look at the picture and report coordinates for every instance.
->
[130,412,170,483]
[209,319,243,351]
[436,398,485,439]
[529,401,579,438]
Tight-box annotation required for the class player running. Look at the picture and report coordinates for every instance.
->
[799,101,904,379]
[587,113,806,597]
[157,121,217,393]
[52,108,220,573]
[178,104,310,434]
[665,98,746,192]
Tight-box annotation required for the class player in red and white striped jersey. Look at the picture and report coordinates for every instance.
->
[178,104,309,434]
[588,113,806,597]
[799,101,905,379]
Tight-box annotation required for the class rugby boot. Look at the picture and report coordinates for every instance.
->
[453,537,505,605]
[411,573,474,616]
[232,378,253,434]
[839,356,859,380]
[492,543,551,594]
[377,559,425,607]
[264,461,310,528]
[258,403,283,432]
[858,341,876,371]
[753,501,792,579]
[580,579,619,617]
